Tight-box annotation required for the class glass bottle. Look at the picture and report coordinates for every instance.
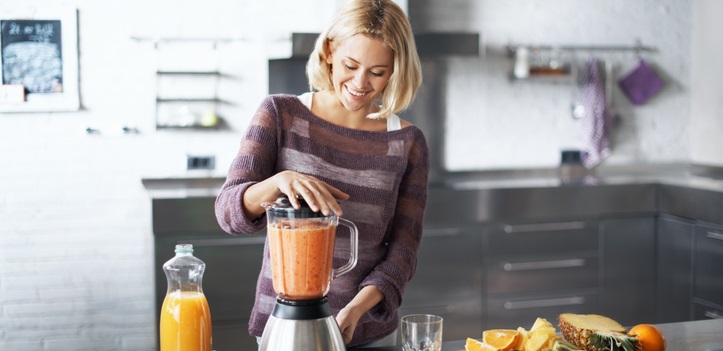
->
[160,244,212,351]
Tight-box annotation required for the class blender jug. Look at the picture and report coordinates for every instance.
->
[262,196,358,300]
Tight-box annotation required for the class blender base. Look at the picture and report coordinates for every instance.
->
[259,297,346,351]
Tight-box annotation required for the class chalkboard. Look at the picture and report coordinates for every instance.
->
[1,19,64,94]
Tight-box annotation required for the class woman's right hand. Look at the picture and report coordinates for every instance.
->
[243,170,349,218]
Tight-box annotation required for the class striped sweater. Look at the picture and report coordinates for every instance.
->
[215,94,429,346]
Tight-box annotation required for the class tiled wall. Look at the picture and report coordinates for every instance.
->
[0,0,717,350]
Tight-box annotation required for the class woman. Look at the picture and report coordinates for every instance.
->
[215,0,428,347]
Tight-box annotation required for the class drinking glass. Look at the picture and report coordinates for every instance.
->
[401,314,443,351]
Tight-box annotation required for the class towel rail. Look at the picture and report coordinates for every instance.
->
[506,40,656,57]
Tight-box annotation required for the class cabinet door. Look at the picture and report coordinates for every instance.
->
[155,233,265,351]
[692,301,723,320]
[694,222,723,307]
[400,226,483,341]
[488,220,597,256]
[485,289,598,330]
[656,215,694,323]
[484,219,598,329]
[600,217,656,326]
[486,252,598,295]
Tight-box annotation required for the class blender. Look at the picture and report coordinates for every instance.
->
[259,196,358,351]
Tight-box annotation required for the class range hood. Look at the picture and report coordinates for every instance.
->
[274,0,483,59]
[282,32,482,59]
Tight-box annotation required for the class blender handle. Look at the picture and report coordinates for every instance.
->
[333,218,358,279]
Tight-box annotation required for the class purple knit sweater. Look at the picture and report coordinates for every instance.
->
[215,94,429,347]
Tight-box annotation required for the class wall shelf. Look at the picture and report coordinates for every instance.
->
[156,70,221,76]
[155,124,223,130]
[154,68,224,129]
[156,97,229,103]
[506,40,657,81]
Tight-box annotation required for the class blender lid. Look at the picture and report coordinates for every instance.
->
[262,196,326,218]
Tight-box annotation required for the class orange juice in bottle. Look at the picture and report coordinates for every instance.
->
[160,244,212,351]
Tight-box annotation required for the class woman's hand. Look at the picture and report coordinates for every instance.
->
[336,305,362,345]
[335,285,385,345]
[274,170,349,216]
[243,170,349,218]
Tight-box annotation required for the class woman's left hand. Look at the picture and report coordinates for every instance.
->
[335,305,362,344]
[335,285,384,344]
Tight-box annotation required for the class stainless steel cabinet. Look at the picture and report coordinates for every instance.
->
[599,216,656,326]
[152,197,263,351]
[655,216,723,323]
[400,225,484,341]
[656,214,695,323]
[483,218,599,329]
[693,222,723,318]
[693,302,723,320]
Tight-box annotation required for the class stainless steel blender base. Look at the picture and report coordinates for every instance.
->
[259,314,346,351]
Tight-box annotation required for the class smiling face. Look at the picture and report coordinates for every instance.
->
[326,34,394,114]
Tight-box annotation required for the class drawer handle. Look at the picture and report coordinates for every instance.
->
[504,258,586,272]
[504,296,585,310]
[704,310,723,319]
[706,231,723,241]
[503,221,587,234]
[185,236,266,247]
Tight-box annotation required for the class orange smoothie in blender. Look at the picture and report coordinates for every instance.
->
[160,291,212,351]
[268,219,336,300]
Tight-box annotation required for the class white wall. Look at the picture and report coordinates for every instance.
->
[426,0,695,170]
[691,0,723,166]
[0,0,716,350]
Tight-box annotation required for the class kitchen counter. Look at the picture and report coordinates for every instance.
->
[360,318,723,351]
[142,163,723,349]
[141,163,723,238]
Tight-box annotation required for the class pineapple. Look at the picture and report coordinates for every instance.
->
[558,313,637,351]
[524,318,558,351]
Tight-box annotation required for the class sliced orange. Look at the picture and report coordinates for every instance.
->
[482,329,520,351]
[465,337,496,351]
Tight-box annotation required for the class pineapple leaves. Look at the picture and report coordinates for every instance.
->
[589,331,639,351]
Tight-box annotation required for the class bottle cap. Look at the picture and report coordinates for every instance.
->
[175,244,194,253]
[560,150,583,165]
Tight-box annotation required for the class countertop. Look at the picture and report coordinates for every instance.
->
[360,318,723,351]
[141,163,723,197]
[141,163,723,224]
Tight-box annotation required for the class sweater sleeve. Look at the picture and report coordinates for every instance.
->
[215,97,279,234]
[361,129,430,322]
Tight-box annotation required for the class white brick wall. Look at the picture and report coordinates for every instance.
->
[0,0,717,350]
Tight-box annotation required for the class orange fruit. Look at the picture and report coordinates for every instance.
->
[482,329,520,351]
[628,324,666,351]
[465,337,496,351]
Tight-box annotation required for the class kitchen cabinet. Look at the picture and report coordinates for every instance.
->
[655,216,723,323]
[483,218,599,329]
[143,176,723,349]
[599,216,656,326]
[400,225,483,341]
[655,214,694,323]
[151,196,262,351]
[693,221,723,319]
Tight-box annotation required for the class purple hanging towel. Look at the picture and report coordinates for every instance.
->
[578,58,614,168]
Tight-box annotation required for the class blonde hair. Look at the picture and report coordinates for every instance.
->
[306,0,422,119]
